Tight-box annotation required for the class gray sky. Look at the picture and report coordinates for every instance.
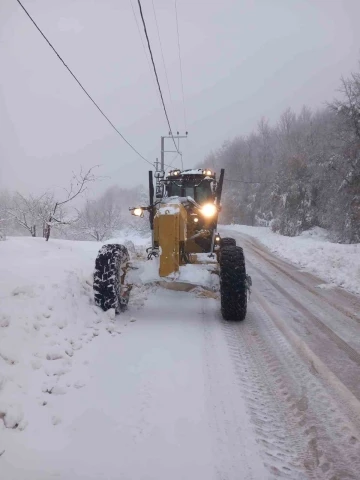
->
[1,0,360,197]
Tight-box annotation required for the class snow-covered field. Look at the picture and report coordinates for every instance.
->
[221,224,360,296]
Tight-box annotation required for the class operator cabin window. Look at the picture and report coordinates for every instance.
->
[195,183,212,204]
[185,187,195,200]
[169,183,181,197]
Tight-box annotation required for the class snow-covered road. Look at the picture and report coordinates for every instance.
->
[1,233,360,479]
[223,229,360,479]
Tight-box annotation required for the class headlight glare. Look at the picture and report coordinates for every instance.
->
[133,208,143,217]
[200,203,217,218]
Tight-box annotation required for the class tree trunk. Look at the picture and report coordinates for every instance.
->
[45,216,51,241]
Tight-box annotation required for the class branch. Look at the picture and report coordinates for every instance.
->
[56,166,99,207]
[7,211,32,233]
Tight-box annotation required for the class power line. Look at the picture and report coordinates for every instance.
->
[16,0,153,167]
[137,0,180,155]
[224,179,274,185]
[129,0,162,110]
[174,0,187,130]
[109,156,175,176]
[165,152,181,172]
[151,0,176,129]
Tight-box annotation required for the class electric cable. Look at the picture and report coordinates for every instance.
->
[151,0,176,128]
[137,0,180,155]
[15,0,153,166]
[165,152,180,172]
[174,0,187,131]
[224,179,274,185]
[129,0,162,110]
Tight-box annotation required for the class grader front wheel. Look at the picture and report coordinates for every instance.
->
[220,245,247,321]
[93,244,130,314]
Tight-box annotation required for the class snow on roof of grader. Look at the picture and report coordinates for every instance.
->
[181,169,204,175]
[167,169,214,176]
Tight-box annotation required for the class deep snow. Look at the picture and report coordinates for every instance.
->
[0,235,150,477]
[221,224,360,296]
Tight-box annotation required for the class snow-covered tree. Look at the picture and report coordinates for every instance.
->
[200,58,360,242]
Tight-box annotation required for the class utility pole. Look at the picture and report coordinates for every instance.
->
[157,132,188,198]
[154,157,164,199]
[160,137,165,172]
[160,132,188,171]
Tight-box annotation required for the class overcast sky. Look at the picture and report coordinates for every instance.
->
[1,0,360,197]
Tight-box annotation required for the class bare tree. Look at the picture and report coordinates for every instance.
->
[8,193,41,237]
[72,184,149,241]
[44,166,98,241]
[77,188,122,241]
[329,71,360,141]
[0,191,11,240]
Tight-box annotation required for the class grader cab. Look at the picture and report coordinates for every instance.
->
[93,168,250,321]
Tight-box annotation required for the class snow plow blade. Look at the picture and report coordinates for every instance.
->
[157,280,215,293]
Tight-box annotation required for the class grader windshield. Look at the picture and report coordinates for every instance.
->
[166,169,215,205]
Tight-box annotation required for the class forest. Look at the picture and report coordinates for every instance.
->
[204,63,360,243]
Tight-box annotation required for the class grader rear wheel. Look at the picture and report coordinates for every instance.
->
[220,237,236,248]
[220,245,247,321]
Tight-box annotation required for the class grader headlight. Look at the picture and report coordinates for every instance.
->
[131,207,144,217]
[200,203,217,218]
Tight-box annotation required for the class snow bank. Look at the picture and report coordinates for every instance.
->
[107,228,151,247]
[221,225,360,296]
[0,233,149,450]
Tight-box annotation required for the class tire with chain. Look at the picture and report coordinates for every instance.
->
[220,237,236,248]
[220,245,247,321]
[93,244,130,314]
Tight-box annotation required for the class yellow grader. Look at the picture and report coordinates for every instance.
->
[93,168,250,321]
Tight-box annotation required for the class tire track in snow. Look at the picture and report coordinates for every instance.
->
[200,298,267,480]
[221,303,360,479]
[242,236,360,325]
[230,232,360,478]
[221,317,309,479]
[248,260,360,402]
